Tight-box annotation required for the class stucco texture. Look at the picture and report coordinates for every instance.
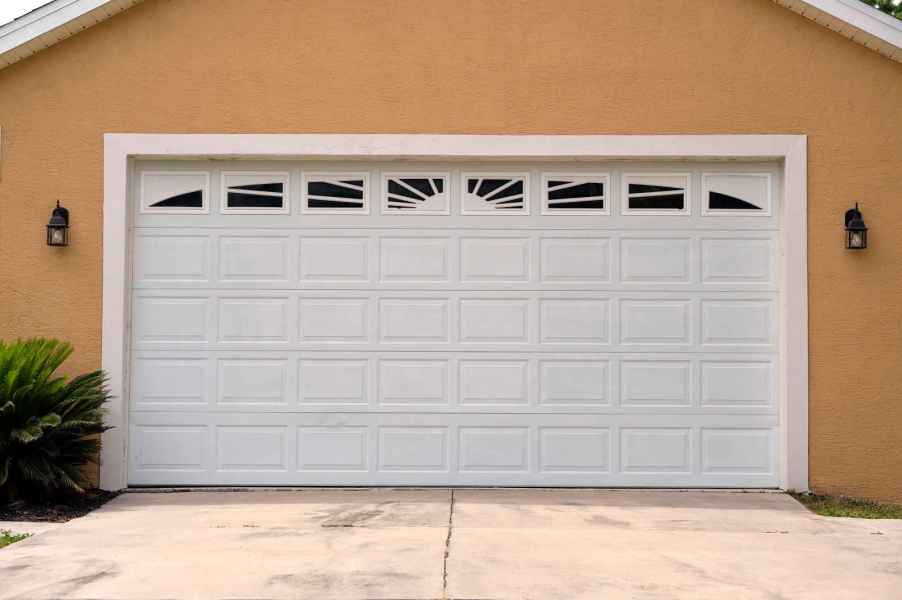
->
[0,0,900,501]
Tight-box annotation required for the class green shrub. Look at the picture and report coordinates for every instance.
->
[0,339,110,500]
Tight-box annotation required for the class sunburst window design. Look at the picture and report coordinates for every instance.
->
[302,173,369,213]
[141,171,210,214]
[622,173,691,215]
[702,173,772,216]
[222,172,289,214]
[461,173,529,215]
[542,174,610,214]
[382,174,450,214]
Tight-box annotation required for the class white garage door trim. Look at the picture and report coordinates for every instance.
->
[100,134,808,492]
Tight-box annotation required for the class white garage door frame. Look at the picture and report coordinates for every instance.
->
[99,134,808,492]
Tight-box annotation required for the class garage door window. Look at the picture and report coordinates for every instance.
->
[622,173,690,215]
[702,173,772,216]
[140,171,209,214]
[302,173,369,213]
[222,171,289,214]
[382,173,450,214]
[542,174,610,215]
[461,173,529,215]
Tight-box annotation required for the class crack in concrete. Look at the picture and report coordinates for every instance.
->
[442,488,455,599]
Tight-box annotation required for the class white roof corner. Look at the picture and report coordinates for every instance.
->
[0,0,143,69]
[0,0,899,72]
[774,0,902,63]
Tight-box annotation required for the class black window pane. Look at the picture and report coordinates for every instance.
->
[709,192,761,210]
[628,194,685,210]
[400,178,434,197]
[388,180,423,200]
[548,182,604,201]
[229,183,283,193]
[548,199,605,210]
[433,178,444,193]
[629,184,682,194]
[308,182,363,200]
[485,180,523,201]
[228,193,283,208]
[151,190,203,208]
[476,178,511,197]
[308,198,364,208]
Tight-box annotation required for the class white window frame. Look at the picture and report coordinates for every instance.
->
[381,171,451,215]
[621,172,692,216]
[102,134,809,493]
[541,173,611,216]
[301,171,370,215]
[701,172,773,217]
[139,170,210,215]
[220,170,291,215]
[460,172,530,216]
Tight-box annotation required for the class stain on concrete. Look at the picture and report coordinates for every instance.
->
[584,514,632,528]
[321,508,385,528]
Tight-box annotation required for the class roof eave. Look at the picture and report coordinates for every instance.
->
[775,0,902,63]
[0,0,143,70]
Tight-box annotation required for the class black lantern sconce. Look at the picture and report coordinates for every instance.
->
[844,203,868,250]
[46,201,70,247]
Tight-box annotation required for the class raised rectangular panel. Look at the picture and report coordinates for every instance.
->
[701,429,774,474]
[135,235,208,282]
[219,298,288,343]
[620,238,691,283]
[539,428,611,473]
[379,360,447,405]
[134,426,206,469]
[459,360,528,405]
[298,360,368,404]
[460,299,528,343]
[134,297,208,343]
[380,299,448,342]
[133,358,207,406]
[299,298,367,342]
[217,426,287,470]
[540,238,611,283]
[701,361,774,407]
[299,237,369,282]
[459,427,529,472]
[219,236,289,281]
[218,360,287,405]
[379,427,448,471]
[620,428,692,473]
[380,238,449,282]
[620,300,691,345]
[620,361,692,407]
[701,300,774,346]
[298,427,367,471]
[540,299,610,344]
[701,238,774,284]
[539,361,609,405]
[460,238,530,282]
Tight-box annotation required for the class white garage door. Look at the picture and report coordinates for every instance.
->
[128,160,781,487]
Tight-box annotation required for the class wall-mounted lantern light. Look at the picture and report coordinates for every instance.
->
[844,203,868,250]
[46,201,70,247]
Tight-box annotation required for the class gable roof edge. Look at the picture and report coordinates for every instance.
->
[0,0,143,70]
[775,0,902,63]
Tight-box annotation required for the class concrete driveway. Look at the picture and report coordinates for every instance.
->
[1,489,900,599]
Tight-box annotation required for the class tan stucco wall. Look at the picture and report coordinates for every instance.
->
[0,0,900,501]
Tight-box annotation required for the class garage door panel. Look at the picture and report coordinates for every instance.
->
[132,228,778,293]
[130,351,778,414]
[129,161,782,488]
[127,412,778,486]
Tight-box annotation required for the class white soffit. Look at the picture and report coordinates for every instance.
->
[0,0,143,69]
[775,0,902,62]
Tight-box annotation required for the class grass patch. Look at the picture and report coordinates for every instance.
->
[791,493,902,519]
[0,530,30,549]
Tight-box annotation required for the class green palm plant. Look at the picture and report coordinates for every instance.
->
[0,339,110,500]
